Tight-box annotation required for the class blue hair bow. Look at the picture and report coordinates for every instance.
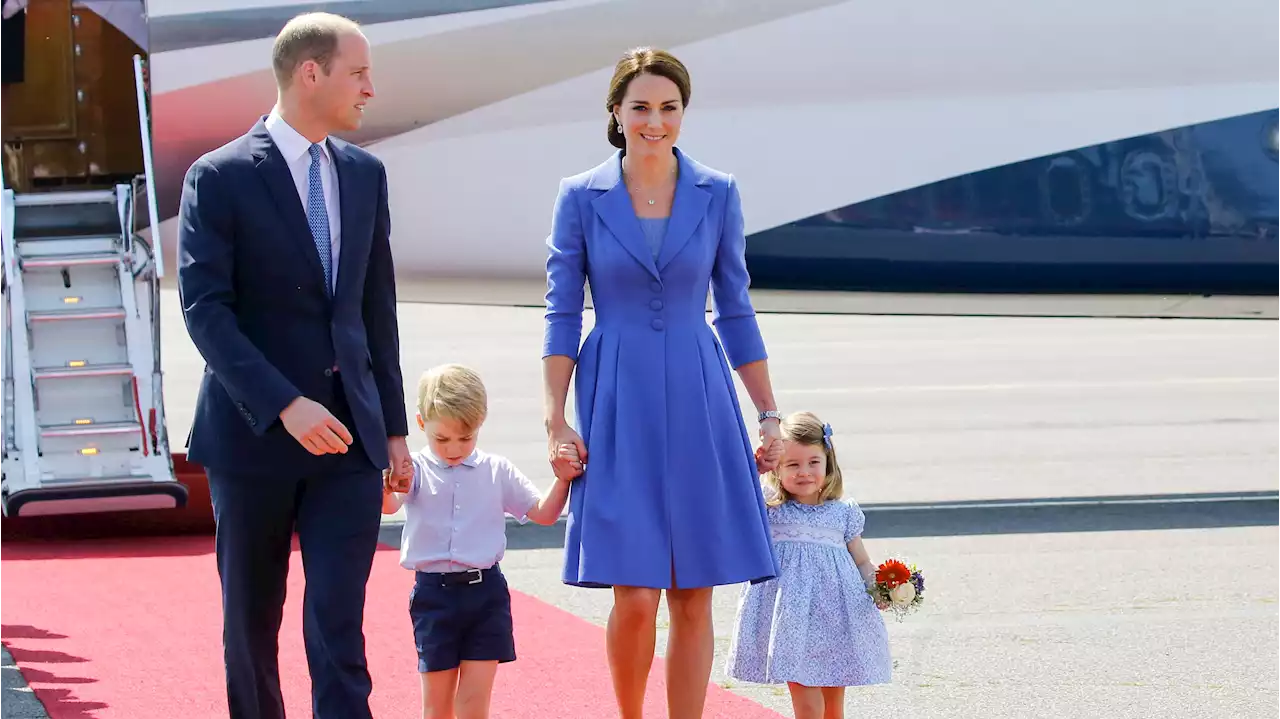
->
[822,422,833,448]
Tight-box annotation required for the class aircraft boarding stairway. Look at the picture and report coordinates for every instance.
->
[0,55,185,517]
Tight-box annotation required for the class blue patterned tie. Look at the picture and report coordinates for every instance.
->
[306,143,333,294]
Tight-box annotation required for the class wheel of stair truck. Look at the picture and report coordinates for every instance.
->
[1,453,214,540]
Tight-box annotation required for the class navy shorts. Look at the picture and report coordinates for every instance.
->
[410,565,516,673]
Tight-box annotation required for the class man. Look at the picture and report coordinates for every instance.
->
[176,12,412,719]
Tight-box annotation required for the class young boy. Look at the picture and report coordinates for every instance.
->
[382,363,578,719]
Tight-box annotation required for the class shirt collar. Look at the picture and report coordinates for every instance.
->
[265,107,330,165]
[423,448,481,469]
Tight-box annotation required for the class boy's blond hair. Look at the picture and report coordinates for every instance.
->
[416,364,487,431]
[763,411,844,507]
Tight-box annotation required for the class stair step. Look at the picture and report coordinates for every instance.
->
[16,234,120,244]
[39,473,156,487]
[34,362,134,380]
[21,252,121,269]
[27,307,126,323]
[40,420,142,439]
[12,189,117,207]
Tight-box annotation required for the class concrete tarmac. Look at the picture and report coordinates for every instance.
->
[4,290,1276,718]
[153,288,1278,506]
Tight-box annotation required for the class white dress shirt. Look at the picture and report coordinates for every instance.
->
[265,108,341,291]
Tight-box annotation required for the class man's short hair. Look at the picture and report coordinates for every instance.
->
[271,12,361,89]
[417,364,488,431]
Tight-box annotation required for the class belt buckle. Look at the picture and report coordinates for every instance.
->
[467,568,483,585]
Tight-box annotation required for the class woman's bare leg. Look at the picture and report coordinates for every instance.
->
[664,587,715,719]
[607,586,661,718]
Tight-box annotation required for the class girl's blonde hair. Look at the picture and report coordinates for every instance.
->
[763,411,844,507]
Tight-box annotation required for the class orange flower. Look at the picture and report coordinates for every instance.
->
[875,559,912,589]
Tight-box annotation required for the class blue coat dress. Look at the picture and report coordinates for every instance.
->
[543,148,780,589]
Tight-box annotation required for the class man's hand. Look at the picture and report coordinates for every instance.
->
[386,436,412,490]
[280,397,352,455]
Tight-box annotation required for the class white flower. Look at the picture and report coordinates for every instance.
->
[889,582,916,604]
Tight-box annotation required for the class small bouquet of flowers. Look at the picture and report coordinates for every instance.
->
[866,558,925,621]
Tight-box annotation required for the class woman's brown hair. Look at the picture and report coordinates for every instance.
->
[763,412,845,507]
[605,47,692,150]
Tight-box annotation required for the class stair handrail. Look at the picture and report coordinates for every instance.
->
[132,54,165,278]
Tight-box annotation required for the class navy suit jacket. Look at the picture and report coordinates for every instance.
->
[176,117,408,475]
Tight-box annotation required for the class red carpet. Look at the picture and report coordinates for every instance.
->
[1,535,782,718]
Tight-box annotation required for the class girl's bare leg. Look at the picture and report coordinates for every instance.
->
[820,686,846,719]
[787,682,825,719]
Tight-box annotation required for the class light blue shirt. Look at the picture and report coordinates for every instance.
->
[265,108,341,290]
[398,448,541,573]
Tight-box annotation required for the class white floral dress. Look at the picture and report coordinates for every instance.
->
[725,499,892,687]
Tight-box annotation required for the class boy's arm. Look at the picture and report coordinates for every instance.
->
[380,462,417,515]
[525,478,572,526]
[380,483,404,515]
[501,459,572,526]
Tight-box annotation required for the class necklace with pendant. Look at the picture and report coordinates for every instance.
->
[625,165,676,207]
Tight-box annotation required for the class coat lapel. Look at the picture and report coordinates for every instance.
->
[330,139,360,301]
[656,148,711,272]
[249,119,330,295]
[589,151,661,282]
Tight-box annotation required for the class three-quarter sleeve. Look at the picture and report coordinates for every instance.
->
[542,178,587,361]
[710,176,767,368]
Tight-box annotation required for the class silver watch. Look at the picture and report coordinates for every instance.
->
[758,410,782,423]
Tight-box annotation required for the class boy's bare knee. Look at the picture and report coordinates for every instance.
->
[422,669,457,719]
[454,660,497,719]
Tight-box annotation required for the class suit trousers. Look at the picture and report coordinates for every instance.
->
[207,373,384,719]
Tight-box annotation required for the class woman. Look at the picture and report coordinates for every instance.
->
[541,47,783,718]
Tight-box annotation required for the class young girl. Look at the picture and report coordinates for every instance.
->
[726,411,892,719]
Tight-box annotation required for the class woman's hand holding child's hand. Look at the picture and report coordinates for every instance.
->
[552,442,584,482]
[754,438,783,474]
